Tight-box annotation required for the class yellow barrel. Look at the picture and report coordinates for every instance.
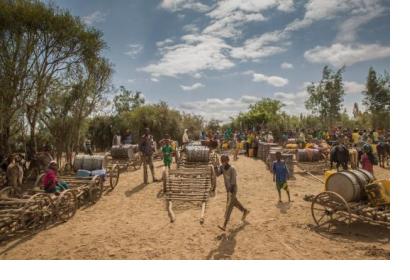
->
[374,179,390,195]
[285,143,298,149]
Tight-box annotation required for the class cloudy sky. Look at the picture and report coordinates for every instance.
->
[47,0,389,122]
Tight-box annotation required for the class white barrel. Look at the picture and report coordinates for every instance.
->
[326,171,364,202]
[73,155,106,171]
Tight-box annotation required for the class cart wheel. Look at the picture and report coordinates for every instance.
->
[90,181,103,203]
[56,190,77,222]
[23,193,55,230]
[0,186,22,198]
[109,165,120,190]
[34,173,46,189]
[311,191,351,231]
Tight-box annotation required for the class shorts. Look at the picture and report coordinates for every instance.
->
[276,181,288,191]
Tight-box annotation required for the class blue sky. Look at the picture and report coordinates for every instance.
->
[47,0,390,122]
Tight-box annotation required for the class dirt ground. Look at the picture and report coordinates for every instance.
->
[0,154,390,260]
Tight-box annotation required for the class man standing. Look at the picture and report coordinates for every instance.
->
[182,128,189,149]
[139,128,158,184]
[216,155,250,231]
[84,137,93,155]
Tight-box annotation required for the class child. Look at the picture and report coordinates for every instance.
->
[272,152,291,203]
[216,154,250,231]
[161,136,173,170]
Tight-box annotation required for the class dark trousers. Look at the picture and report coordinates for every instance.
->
[223,186,246,227]
[142,155,155,183]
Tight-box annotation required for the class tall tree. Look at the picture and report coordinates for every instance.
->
[113,86,144,114]
[305,66,345,128]
[362,67,390,129]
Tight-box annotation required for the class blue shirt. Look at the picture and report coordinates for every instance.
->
[272,160,289,183]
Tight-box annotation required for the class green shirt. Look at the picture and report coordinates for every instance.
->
[162,145,173,161]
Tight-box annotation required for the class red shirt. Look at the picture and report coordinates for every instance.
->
[43,169,57,190]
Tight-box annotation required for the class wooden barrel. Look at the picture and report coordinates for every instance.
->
[186,146,210,162]
[326,170,373,202]
[111,145,135,160]
[282,153,294,178]
[73,155,106,171]
[296,149,322,162]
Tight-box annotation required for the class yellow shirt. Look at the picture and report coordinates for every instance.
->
[352,132,360,144]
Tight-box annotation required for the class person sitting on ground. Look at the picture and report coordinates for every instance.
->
[272,152,291,203]
[215,154,250,231]
[161,135,173,170]
[43,161,69,193]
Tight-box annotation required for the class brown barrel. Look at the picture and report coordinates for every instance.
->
[296,149,322,162]
[111,145,135,160]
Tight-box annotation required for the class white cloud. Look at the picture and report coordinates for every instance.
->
[127,79,136,83]
[344,81,365,94]
[156,39,174,48]
[151,77,159,82]
[203,10,266,38]
[273,90,309,114]
[285,0,386,43]
[179,95,263,122]
[281,62,293,69]
[230,30,289,60]
[208,0,294,19]
[82,11,107,26]
[246,71,288,87]
[180,82,205,91]
[304,43,390,67]
[142,34,234,77]
[183,24,200,33]
[124,43,143,59]
[159,0,210,12]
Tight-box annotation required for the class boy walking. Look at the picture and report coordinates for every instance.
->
[216,155,250,231]
[272,152,291,203]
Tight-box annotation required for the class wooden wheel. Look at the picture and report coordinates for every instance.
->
[109,165,120,190]
[23,193,55,231]
[311,191,351,231]
[90,180,103,204]
[0,186,22,198]
[34,173,46,189]
[56,190,77,222]
[210,166,217,197]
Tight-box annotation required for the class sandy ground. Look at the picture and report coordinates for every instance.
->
[0,154,389,260]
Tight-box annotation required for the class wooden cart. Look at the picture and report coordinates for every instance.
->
[106,145,142,172]
[0,190,77,241]
[307,191,390,231]
[163,145,218,223]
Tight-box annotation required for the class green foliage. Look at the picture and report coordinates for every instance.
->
[363,67,390,129]
[113,86,145,114]
[305,66,345,128]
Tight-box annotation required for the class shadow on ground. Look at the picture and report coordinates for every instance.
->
[206,222,249,260]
